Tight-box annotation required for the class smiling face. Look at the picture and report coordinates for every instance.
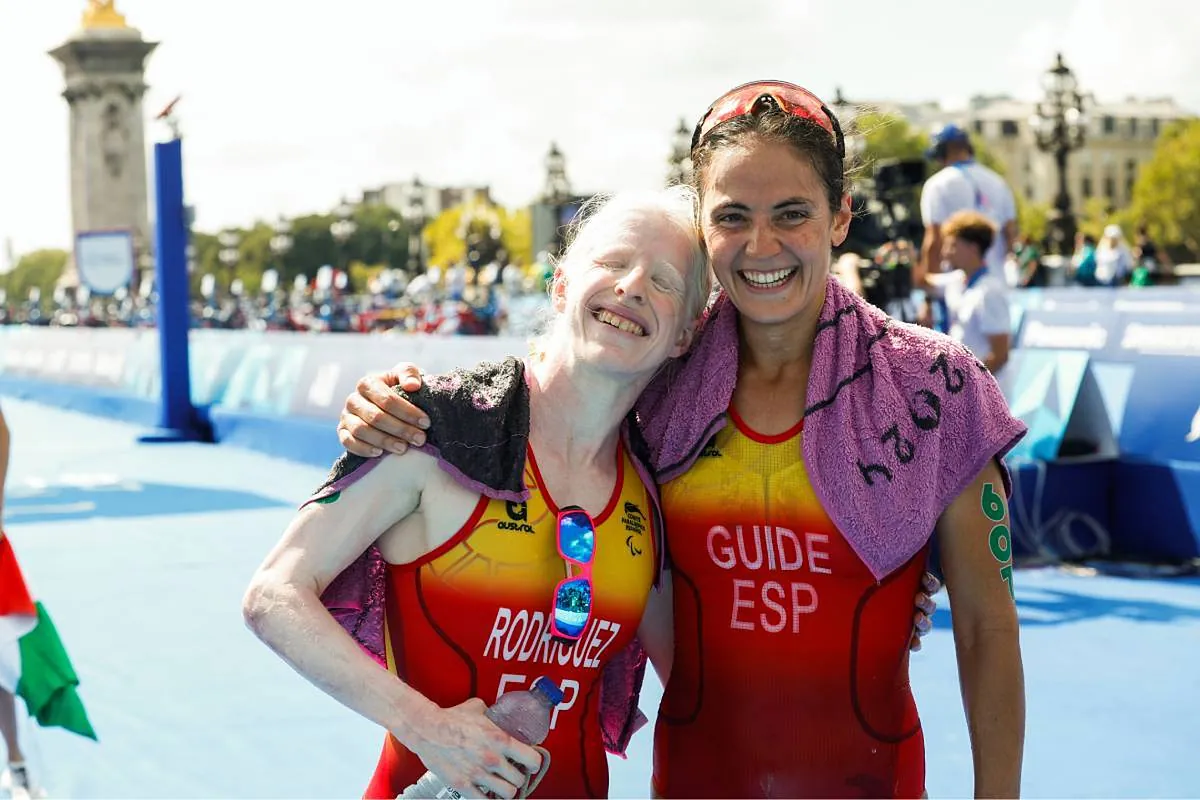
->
[699,138,851,329]
[552,209,699,377]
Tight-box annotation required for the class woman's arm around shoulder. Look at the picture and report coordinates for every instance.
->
[637,569,675,685]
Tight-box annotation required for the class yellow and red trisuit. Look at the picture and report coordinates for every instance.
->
[654,409,928,798]
[366,444,656,799]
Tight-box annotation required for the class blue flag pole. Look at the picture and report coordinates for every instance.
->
[139,135,208,443]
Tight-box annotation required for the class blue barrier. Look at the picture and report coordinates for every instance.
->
[1000,297,1200,563]
[0,327,528,466]
[1007,457,1113,563]
[998,347,1116,562]
[1110,459,1200,561]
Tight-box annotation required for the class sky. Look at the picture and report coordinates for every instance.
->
[1,0,1197,260]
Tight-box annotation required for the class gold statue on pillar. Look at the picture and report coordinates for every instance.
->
[81,0,129,30]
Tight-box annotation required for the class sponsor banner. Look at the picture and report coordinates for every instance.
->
[1011,310,1200,463]
[0,327,143,390]
[1015,309,1115,354]
[1112,313,1200,360]
[1013,307,1200,360]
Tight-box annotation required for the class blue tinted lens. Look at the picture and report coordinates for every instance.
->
[554,577,592,637]
[559,511,595,563]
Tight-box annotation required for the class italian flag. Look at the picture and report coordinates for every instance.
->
[0,534,96,741]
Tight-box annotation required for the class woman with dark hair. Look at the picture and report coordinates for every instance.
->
[336,82,1026,798]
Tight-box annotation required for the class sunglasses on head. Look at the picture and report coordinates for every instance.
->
[551,506,596,642]
[690,80,846,159]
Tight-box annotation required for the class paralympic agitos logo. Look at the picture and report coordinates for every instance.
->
[623,502,646,556]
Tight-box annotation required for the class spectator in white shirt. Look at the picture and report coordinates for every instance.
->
[917,124,1017,330]
[1095,224,1134,286]
[936,210,1012,374]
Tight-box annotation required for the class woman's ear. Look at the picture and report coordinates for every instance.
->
[550,268,568,312]
[670,320,697,358]
[830,192,853,247]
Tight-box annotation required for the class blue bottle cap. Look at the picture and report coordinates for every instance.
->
[531,676,564,706]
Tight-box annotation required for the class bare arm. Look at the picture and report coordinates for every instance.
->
[914,224,945,327]
[917,223,944,291]
[1003,220,1019,256]
[243,454,539,796]
[937,461,1025,798]
[984,334,1010,374]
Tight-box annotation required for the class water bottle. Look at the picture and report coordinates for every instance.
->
[399,677,565,799]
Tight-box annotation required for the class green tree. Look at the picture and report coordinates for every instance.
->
[969,134,1008,178]
[233,222,275,295]
[1,249,69,305]
[189,231,220,299]
[1016,200,1051,244]
[423,202,531,271]
[283,213,338,285]
[1077,197,1117,241]
[857,113,1008,178]
[424,206,467,270]
[856,112,929,169]
[185,199,531,294]
[499,206,533,266]
[1126,118,1200,257]
[348,261,386,293]
[349,204,411,271]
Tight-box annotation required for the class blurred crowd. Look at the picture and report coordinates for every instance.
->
[0,256,557,337]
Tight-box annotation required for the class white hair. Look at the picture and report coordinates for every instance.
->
[534,186,712,349]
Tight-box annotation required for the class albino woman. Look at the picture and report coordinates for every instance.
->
[243,188,711,799]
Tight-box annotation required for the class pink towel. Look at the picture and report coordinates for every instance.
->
[637,276,1027,579]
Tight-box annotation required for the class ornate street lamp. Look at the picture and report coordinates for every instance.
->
[667,118,692,186]
[1029,53,1086,255]
[266,216,292,313]
[330,199,357,270]
[385,218,401,272]
[217,229,241,295]
[406,176,427,273]
[269,216,293,268]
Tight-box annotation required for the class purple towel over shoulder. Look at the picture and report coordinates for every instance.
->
[638,276,1027,580]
